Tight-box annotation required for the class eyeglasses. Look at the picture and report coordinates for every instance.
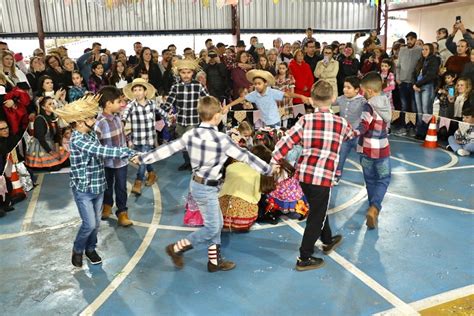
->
[324,51,332,55]
[0,126,9,131]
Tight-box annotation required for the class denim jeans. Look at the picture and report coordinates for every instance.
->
[72,188,104,253]
[336,137,358,176]
[414,83,435,136]
[134,145,154,180]
[448,136,474,153]
[360,155,391,212]
[104,165,128,214]
[399,82,415,128]
[186,180,223,247]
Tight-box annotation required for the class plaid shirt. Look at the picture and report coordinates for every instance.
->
[69,130,135,194]
[95,112,128,169]
[161,80,209,127]
[121,99,168,146]
[139,123,272,180]
[272,110,354,187]
[354,103,391,159]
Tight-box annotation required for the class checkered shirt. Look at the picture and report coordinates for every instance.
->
[354,103,391,159]
[272,110,354,187]
[161,80,209,127]
[69,130,135,194]
[95,112,128,169]
[139,123,272,180]
[121,99,169,146]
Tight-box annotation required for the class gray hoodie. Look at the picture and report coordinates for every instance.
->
[396,46,422,83]
[368,95,392,123]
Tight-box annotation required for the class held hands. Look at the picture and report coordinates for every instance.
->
[129,155,141,165]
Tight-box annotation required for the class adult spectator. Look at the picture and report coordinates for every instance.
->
[159,49,173,76]
[394,31,422,136]
[304,40,323,77]
[461,50,474,84]
[436,27,453,66]
[302,27,317,48]
[128,42,142,66]
[289,49,314,104]
[205,39,214,50]
[231,51,252,98]
[280,43,293,64]
[369,30,381,46]
[445,39,471,76]
[446,21,474,55]
[183,47,195,60]
[314,46,339,97]
[44,55,68,90]
[247,36,259,61]
[26,56,46,94]
[168,44,177,56]
[33,48,45,59]
[0,50,29,90]
[413,43,440,138]
[267,48,279,76]
[0,41,8,51]
[76,42,112,83]
[203,50,228,101]
[337,44,359,96]
[273,37,283,53]
[133,47,163,94]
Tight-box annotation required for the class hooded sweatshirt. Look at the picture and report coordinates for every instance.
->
[355,94,391,159]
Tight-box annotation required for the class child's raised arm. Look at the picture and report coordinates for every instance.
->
[138,137,186,165]
[284,92,311,105]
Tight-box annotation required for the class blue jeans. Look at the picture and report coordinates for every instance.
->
[134,145,154,180]
[336,137,358,176]
[360,155,391,212]
[104,165,128,214]
[414,83,435,135]
[72,188,104,253]
[448,136,474,153]
[399,82,415,128]
[186,180,223,247]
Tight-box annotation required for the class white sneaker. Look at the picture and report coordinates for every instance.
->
[457,149,471,156]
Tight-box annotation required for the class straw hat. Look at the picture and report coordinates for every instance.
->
[173,59,201,75]
[246,69,275,86]
[123,78,156,100]
[53,95,100,125]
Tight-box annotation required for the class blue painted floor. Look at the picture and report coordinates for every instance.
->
[0,135,473,315]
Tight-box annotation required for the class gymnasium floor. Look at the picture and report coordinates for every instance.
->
[0,135,473,316]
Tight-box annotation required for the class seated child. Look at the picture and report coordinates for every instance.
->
[219,144,276,232]
[447,107,474,156]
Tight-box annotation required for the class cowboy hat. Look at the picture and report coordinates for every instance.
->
[246,69,275,87]
[53,95,100,125]
[123,78,156,100]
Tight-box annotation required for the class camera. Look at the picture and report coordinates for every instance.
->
[99,48,107,54]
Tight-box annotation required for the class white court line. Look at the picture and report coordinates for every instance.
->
[283,219,419,315]
[347,158,362,170]
[390,156,430,170]
[21,174,44,232]
[0,219,81,241]
[340,180,474,213]
[80,180,163,316]
[328,188,367,214]
[373,284,474,315]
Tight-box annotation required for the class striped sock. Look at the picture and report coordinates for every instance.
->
[208,244,218,265]
[173,239,191,253]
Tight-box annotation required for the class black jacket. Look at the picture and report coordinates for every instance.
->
[414,55,440,88]
[203,62,228,99]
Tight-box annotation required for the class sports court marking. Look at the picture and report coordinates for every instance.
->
[79,181,163,316]
[283,218,419,315]
[21,174,44,232]
[0,219,81,241]
[373,284,474,315]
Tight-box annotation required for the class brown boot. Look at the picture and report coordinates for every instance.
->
[207,244,236,273]
[145,171,157,186]
[165,242,193,269]
[131,180,142,195]
[117,212,133,227]
[366,205,379,229]
[101,204,112,220]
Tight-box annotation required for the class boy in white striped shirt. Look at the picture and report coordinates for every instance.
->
[133,96,278,272]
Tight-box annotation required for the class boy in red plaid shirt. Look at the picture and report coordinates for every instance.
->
[354,72,392,230]
[272,80,355,271]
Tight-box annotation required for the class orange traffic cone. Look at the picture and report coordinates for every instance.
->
[423,115,438,149]
[6,156,26,203]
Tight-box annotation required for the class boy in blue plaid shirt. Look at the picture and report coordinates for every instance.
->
[133,96,278,272]
[54,96,136,268]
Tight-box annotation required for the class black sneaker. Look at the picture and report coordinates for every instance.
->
[322,235,343,255]
[72,252,83,268]
[295,256,325,271]
[85,250,102,265]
